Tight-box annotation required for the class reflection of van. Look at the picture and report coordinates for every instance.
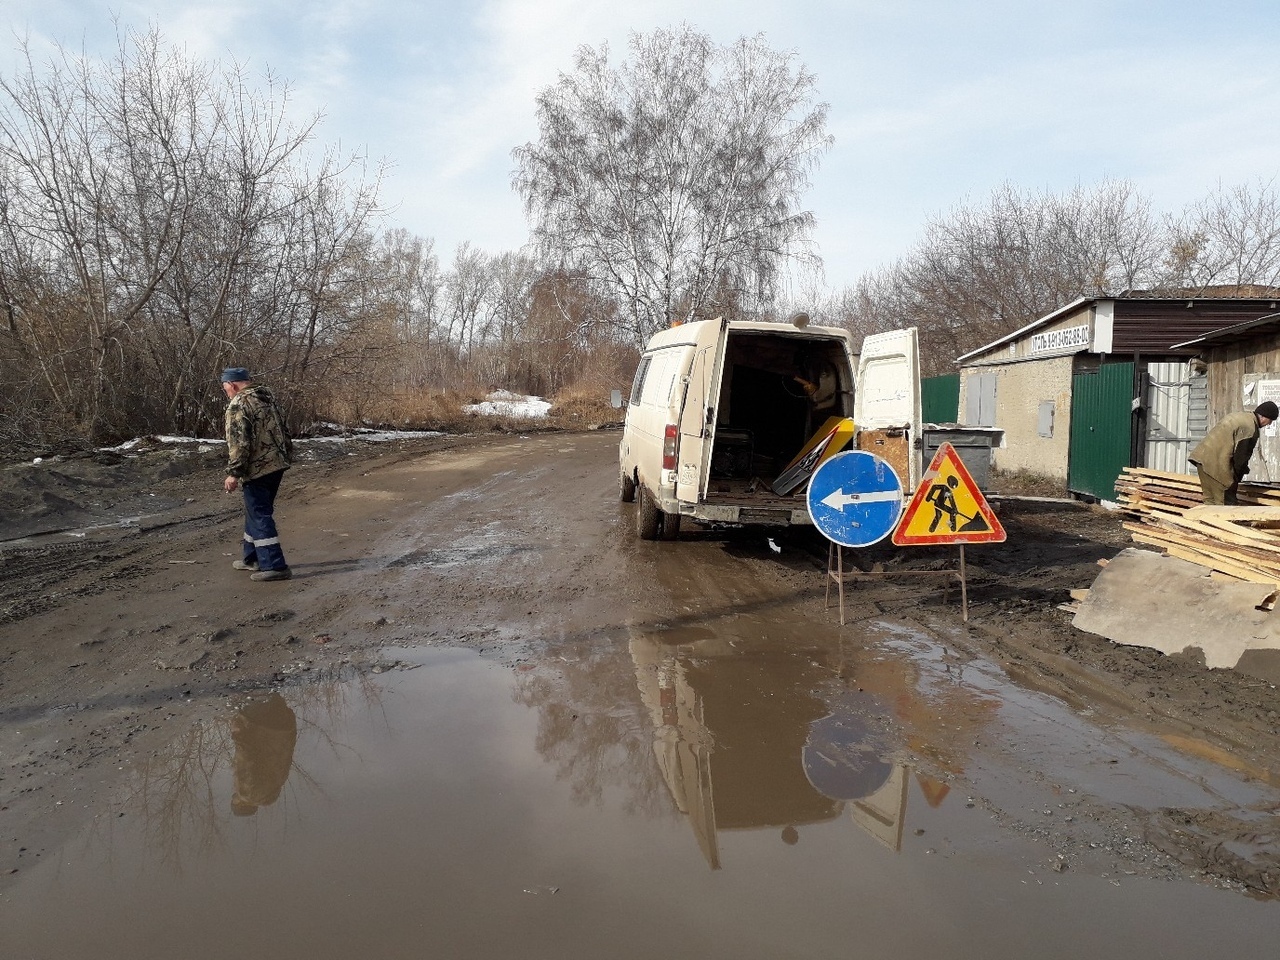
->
[618,317,920,540]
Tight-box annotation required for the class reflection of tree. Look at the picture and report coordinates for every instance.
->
[511,632,669,817]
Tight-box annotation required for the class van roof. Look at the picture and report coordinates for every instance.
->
[644,318,853,350]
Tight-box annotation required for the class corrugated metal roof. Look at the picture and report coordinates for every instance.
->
[1169,311,1280,349]
[1112,300,1280,354]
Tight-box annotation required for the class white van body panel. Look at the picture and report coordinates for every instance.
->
[676,320,730,504]
[855,327,922,490]
[620,319,919,536]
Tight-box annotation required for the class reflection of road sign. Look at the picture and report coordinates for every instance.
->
[807,451,903,548]
[773,417,856,495]
[893,442,1006,545]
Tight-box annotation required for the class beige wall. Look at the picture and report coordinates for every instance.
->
[959,356,1075,480]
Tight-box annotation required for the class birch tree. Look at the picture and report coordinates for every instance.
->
[513,26,831,343]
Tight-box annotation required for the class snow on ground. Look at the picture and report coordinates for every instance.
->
[93,428,444,458]
[82,395,557,463]
[462,390,551,419]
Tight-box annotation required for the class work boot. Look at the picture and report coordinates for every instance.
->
[232,559,259,571]
[250,567,292,582]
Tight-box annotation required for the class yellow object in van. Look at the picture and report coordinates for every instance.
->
[772,417,857,496]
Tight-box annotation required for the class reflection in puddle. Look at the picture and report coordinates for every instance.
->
[230,695,298,816]
[103,667,375,867]
[630,626,963,865]
[5,648,1279,960]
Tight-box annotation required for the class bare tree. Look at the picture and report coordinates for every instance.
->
[1163,179,1280,293]
[373,227,443,388]
[832,179,1165,373]
[441,242,492,360]
[513,26,832,344]
[0,24,385,443]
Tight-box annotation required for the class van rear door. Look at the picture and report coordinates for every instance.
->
[675,318,729,504]
[854,328,922,490]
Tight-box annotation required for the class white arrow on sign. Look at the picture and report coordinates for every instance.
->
[819,488,902,512]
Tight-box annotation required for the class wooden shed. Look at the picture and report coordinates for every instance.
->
[1171,313,1280,483]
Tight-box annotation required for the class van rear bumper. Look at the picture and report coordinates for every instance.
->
[679,502,812,527]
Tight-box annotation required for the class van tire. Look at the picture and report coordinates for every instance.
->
[619,469,636,502]
[659,511,681,541]
[637,485,661,540]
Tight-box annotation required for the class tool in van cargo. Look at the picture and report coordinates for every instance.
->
[771,417,856,496]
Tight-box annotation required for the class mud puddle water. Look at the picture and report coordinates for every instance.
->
[2,641,1278,959]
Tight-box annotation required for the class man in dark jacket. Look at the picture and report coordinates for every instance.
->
[1188,401,1277,505]
[222,367,294,581]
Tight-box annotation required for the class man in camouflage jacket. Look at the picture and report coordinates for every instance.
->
[222,367,294,581]
[1188,400,1277,505]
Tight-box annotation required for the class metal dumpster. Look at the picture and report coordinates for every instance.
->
[920,425,1002,492]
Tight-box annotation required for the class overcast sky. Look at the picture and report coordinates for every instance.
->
[5,1,1280,291]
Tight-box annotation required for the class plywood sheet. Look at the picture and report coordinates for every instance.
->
[1073,547,1280,669]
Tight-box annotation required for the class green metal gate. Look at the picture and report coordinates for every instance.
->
[921,373,960,423]
[1068,362,1133,500]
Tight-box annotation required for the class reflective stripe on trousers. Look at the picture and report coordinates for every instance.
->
[241,469,287,570]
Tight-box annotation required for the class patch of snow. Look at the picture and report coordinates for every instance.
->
[300,429,443,444]
[463,391,551,419]
[97,428,443,454]
[99,436,223,452]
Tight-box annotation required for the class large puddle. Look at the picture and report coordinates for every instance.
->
[3,637,1278,959]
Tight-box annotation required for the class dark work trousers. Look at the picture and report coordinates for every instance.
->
[241,469,288,570]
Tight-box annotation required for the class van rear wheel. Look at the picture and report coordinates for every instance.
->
[619,469,636,502]
[637,485,661,540]
[659,511,681,541]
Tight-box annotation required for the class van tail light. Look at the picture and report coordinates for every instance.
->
[662,424,678,471]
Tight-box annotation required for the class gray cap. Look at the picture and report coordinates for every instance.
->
[221,367,251,383]
[1256,401,1278,421]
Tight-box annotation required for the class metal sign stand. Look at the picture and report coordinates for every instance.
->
[825,542,970,625]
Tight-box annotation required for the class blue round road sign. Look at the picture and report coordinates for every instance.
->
[806,451,904,548]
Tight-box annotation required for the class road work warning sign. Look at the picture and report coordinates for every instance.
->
[892,442,1006,545]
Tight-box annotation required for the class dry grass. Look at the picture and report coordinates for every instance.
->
[547,387,624,429]
[987,467,1069,498]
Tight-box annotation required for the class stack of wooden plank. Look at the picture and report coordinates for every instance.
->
[1115,466,1280,516]
[1115,466,1280,591]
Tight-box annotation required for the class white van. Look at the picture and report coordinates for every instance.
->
[618,317,921,540]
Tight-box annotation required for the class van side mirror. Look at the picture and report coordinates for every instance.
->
[610,389,623,409]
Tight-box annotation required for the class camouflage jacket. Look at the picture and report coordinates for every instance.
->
[225,385,294,481]
[1189,409,1259,486]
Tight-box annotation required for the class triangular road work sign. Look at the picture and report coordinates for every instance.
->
[893,441,1006,545]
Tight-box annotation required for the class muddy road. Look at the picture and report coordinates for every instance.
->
[2,430,1279,958]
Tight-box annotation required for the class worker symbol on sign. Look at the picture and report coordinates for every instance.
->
[925,476,990,533]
